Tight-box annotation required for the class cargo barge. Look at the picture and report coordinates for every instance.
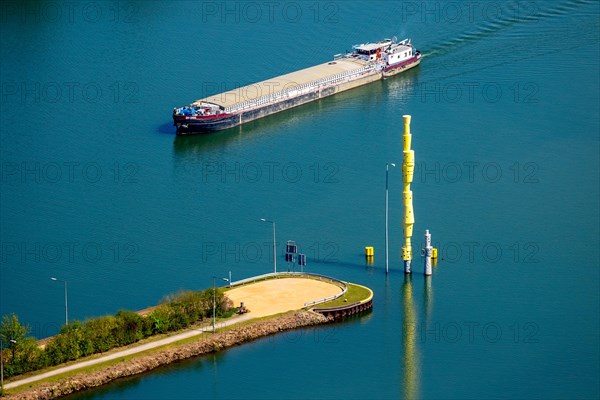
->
[173,38,421,135]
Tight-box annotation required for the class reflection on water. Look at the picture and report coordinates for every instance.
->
[424,275,433,324]
[172,126,245,156]
[402,274,419,400]
[383,67,420,104]
[211,353,219,399]
[65,351,212,400]
[402,271,436,399]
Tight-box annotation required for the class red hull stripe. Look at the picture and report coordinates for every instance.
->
[173,113,234,121]
[384,55,420,72]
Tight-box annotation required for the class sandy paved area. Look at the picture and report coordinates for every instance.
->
[227,278,342,317]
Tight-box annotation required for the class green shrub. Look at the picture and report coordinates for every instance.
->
[148,305,171,334]
[82,316,118,353]
[1,288,235,377]
[115,310,144,345]
[45,322,85,364]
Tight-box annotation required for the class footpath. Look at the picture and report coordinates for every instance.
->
[4,314,253,390]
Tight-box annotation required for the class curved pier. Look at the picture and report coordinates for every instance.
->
[312,283,374,320]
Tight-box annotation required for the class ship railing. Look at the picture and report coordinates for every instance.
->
[227,66,380,113]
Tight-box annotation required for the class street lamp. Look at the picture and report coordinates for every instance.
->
[386,162,396,275]
[260,218,277,274]
[212,276,229,333]
[50,277,68,326]
[1,338,16,393]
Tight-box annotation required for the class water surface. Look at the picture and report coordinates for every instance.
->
[1,1,598,399]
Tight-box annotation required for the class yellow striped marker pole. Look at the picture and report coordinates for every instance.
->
[401,115,415,274]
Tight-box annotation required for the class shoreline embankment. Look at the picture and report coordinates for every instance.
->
[5,311,329,400]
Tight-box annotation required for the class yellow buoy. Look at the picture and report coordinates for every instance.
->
[365,246,374,257]
[432,247,438,259]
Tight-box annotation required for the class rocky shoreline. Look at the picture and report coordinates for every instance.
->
[6,311,329,400]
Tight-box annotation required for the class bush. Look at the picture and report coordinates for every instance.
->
[17,338,45,372]
[169,291,205,322]
[44,322,85,364]
[115,310,145,345]
[200,288,233,318]
[2,337,44,376]
[0,288,235,377]
[148,305,172,334]
[82,316,118,353]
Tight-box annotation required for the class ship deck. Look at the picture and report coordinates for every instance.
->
[194,57,370,110]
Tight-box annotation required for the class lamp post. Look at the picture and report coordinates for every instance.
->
[260,218,276,274]
[1,338,16,393]
[212,276,229,333]
[386,162,396,275]
[50,277,68,326]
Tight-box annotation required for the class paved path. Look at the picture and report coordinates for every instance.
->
[5,276,341,391]
[4,314,254,390]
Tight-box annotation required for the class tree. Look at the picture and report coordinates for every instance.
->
[0,313,29,360]
[202,288,233,317]
[9,337,43,376]
[0,314,41,379]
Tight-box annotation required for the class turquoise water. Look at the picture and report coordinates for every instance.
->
[1,0,598,398]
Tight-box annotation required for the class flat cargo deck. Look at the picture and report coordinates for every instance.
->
[194,57,370,109]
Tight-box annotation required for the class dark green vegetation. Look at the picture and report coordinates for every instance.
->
[0,288,233,382]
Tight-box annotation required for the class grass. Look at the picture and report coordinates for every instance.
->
[220,307,239,318]
[312,283,372,309]
[224,273,370,310]
[6,275,325,392]
[4,275,370,396]
[2,312,244,396]
[2,307,311,396]
[3,345,169,396]
[2,309,305,397]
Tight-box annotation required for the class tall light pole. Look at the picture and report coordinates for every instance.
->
[1,338,16,393]
[386,162,396,275]
[260,218,276,274]
[212,276,229,333]
[50,277,68,326]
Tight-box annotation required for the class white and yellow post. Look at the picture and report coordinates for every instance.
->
[401,115,415,274]
[423,229,433,276]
